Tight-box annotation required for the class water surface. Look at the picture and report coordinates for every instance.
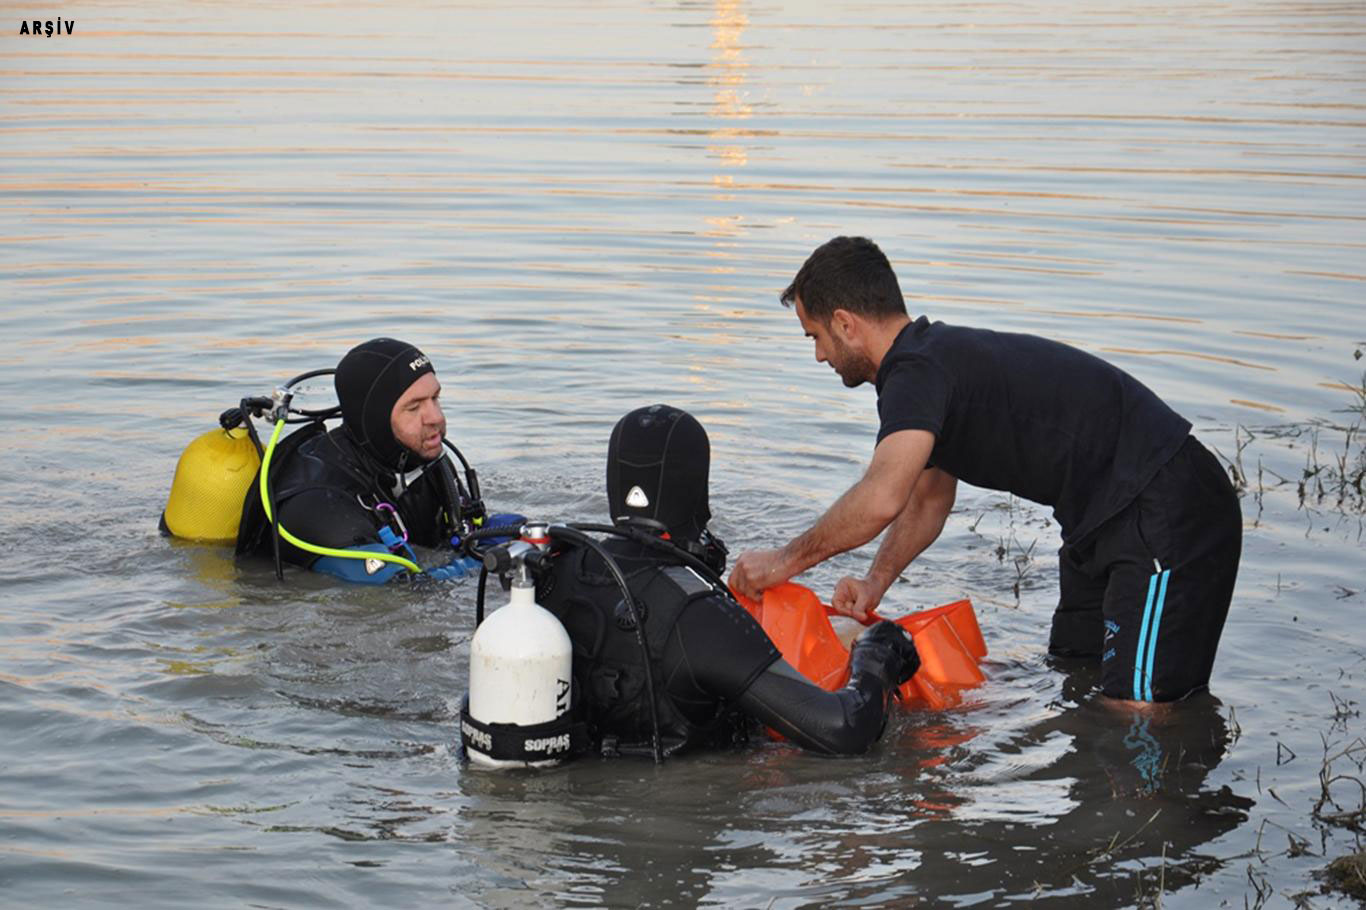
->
[2,2,1365,907]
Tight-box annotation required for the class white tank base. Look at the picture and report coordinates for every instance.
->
[461,579,576,769]
[464,748,560,770]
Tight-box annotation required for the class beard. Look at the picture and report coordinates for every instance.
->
[838,364,870,388]
[830,337,875,387]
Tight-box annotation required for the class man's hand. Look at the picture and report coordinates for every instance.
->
[728,548,794,601]
[830,575,888,621]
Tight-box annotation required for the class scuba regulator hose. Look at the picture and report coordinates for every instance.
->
[258,415,422,576]
[569,521,726,590]
[460,521,535,626]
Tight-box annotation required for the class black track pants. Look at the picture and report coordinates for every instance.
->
[1049,436,1242,702]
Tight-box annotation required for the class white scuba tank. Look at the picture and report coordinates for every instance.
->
[463,579,574,768]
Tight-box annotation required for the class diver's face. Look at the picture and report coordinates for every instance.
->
[794,297,874,388]
[390,372,446,461]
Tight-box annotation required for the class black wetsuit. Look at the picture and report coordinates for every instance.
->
[236,422,470,582]
[539,539,914,757]
[876,317,1241,700]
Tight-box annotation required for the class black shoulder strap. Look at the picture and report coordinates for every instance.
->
[658,564,715,599]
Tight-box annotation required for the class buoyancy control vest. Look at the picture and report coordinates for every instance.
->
[539,542,748,757]
[235,422,470,566]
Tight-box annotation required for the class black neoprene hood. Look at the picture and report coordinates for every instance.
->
[606,404,711,543]
[334,337,435,471]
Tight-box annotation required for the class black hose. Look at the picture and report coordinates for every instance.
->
[475,565,489,627]
[280,367,334,390]
[548,525,663,764]
[269,455,283,582]
[232,398,282,579]
[569,522,728,591]
[464,523,527,541]
[236,402,266,459]
[442,437,477,476]
[279,369,340,419]
[432,457,466,537]
[441,439,483,517]
[460,522,527,565]
[469,523,525,627]
[286,409,340,423]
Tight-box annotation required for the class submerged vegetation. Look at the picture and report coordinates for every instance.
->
[1216,362,1366,531]
[1325,852,1366,902]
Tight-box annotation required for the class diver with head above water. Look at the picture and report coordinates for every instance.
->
[163,336,520,583]
[236,337,522,583]
[461,404,922,764]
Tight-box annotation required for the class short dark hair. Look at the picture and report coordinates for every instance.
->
[780,236,908,322]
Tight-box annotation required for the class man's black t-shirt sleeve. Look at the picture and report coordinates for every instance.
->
[876,355,952,445]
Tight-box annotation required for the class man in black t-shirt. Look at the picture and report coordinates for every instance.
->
[538,404,921,757]
[730,236,1242,704]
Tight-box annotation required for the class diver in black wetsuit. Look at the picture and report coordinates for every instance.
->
[236,337,516,584]
[538,404,921,757]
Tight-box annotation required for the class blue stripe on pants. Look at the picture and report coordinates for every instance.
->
[1143,570,1172,701]
[1133,573,1159,700]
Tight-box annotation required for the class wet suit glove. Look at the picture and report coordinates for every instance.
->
[850,621,921,689]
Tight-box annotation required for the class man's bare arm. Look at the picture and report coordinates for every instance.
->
[831,466,958,618]
[729,430,935,598]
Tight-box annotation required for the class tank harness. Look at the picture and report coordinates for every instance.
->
[462,521,729,765]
